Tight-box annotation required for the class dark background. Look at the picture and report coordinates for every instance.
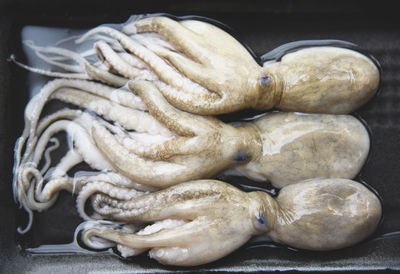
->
[0,0,399,272]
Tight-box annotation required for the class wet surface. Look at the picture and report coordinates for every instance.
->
[1,2,400,272]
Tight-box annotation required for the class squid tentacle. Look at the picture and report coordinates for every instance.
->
[10,54,91,80]
[24,40,87,73]
[15,116,111,219]
[76,181,146,221]
[76,26,214,97]
[17,109,83,177]
[14,78,146,189]
[129,136,205,161]
[91,121,191,188]
[89,80,236,186]
[118,51,150,70]
[15,41,129,86]
[129,80,202,136]
[134,17,206,63]
[78,180,227,222]
[94,40,157,81]
[19,78,141,156]
[51,87,173,136]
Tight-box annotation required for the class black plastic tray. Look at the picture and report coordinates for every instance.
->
[1,1,400,272]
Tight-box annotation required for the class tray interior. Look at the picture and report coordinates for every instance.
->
[1,1,400,272]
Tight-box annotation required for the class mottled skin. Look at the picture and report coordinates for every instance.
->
[93,80,369,188]
[119,16,380,114]
[232,111,370,188]
[263,46,380,114]
[80,178,382,266]
[269,179,381,251]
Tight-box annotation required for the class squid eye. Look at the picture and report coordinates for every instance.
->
[260,74,272,87]
[230,121,244,128]
[233,151,250,162]
[256,214,266,225]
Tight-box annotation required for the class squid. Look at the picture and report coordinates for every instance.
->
[78,178,382,266]
[92,80,370,188]
[18,16,380,115]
